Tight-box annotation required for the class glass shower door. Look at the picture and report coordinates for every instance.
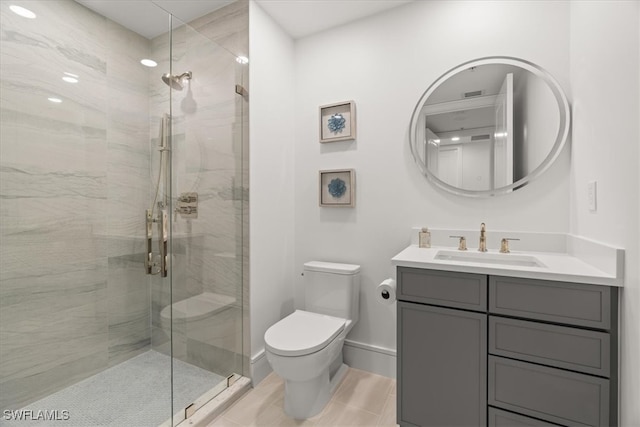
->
[152,18,247,425]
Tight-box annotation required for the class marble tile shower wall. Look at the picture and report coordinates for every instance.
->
[105,17,154,369]
[148,6,248,378]
[0,0,154,410]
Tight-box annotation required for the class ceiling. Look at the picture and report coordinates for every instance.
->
[75,0,414,40]
[75,0,237,39]
[255,0,414,39]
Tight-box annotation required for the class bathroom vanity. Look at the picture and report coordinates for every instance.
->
[399,53,623,426]
[393,243,622,427]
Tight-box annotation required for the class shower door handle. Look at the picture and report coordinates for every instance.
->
[145,209,153,274]
[158,207,168,277]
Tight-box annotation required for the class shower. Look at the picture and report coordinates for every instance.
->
[0,0,247,424]
[162,71,192,90]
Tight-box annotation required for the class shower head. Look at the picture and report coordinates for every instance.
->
[161,71,192,90]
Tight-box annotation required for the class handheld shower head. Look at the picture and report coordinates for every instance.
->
[161,71,192,90]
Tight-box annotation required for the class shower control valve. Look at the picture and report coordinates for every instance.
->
[176,192,198,219]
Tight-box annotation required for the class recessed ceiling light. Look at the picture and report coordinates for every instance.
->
[62,76,78,83]
[236,56,249,64]
[433,139,440,143]
[10,5,36,19]
[140,59,157,67]
[451,137,460,141]
[47,97,62,103]
[64,72,79,78]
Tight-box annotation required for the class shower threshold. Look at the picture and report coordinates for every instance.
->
[165,375,251,427]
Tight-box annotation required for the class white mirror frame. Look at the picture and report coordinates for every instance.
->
[409,56,571,197]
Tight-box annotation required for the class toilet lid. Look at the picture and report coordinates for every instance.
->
[264,310,346,357]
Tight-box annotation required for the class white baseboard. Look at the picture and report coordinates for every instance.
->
[250,348,272,386]
[343,339,396,379]
[250,340,397,385]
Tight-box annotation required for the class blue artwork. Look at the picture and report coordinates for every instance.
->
[328,178,347,198]
[327,113,346,133]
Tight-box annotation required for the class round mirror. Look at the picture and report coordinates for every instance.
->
[409,57,570,197]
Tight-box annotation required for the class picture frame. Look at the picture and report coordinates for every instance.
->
[319,169,355,207]
[319,101,356,143]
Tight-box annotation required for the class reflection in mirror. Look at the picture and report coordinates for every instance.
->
[410,57,570,197]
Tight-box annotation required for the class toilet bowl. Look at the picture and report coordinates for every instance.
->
[263,261,360,419]
[265,310,352,419]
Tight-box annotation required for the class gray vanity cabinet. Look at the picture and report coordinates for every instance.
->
[397,268,619,427]
[397,268,487,427]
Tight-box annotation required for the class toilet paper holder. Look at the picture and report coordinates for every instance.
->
[376,278,397,305]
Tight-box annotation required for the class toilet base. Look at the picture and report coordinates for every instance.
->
[283,362,349,419]
[329,362,349,395]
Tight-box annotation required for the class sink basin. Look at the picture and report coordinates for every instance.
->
[434,250,546,268]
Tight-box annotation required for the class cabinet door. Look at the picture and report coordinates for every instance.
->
[398,301,487,426]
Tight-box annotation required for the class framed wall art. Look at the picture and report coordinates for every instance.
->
[319,101,356,143]
[319,169,355,207]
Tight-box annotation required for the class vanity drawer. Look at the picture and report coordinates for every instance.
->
[489,407,562,427]
[489,316,610,377]
[489,356,610,427]
[397,267,486,311]
[489,276,612,329]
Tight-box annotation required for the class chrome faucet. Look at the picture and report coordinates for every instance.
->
[478,223,487,252]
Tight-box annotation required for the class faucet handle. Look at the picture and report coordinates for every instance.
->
[450,235,467,251]
[500,238,520,253]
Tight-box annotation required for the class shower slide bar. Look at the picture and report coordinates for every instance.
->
[145,113,170,277]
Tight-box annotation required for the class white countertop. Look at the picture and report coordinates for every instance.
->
[391,244,623,287]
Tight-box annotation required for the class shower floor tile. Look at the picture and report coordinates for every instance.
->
[1,350,225,427]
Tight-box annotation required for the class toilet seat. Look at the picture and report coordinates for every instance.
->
[265,310,345,357]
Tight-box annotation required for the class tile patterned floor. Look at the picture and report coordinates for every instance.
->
[0,351,224,427]
[207,368,397,427]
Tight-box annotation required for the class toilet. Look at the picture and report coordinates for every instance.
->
[264,261,360,419]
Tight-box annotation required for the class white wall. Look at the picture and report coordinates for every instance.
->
[293,0,571,361]
[569,2,640,424]
[248,1,296,383]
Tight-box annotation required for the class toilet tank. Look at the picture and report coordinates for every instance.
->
[303,261,360,323]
